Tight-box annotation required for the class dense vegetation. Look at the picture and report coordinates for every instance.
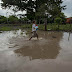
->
[1,0,66,23]
[0,0,72,31]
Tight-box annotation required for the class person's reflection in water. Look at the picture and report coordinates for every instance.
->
[14,31,63,60]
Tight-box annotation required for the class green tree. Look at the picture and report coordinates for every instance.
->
[20,17,29,24]
[8,15,18,24]
[1,0,66,19]
[0,15,7,24]
[35,0,66,30]
[54,17,62,30]
[1,0,66,30]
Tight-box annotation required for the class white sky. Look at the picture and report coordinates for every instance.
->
[0,0,72,18]
[62,0,72,17]
[0,0,26,17]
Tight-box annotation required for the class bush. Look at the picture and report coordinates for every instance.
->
[0,27,12,31]
[54,17,62,24]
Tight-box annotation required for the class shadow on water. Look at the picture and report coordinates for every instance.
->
[14,31,63,60]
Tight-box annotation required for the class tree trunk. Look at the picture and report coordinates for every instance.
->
[45,18,47,31]
[58,24,59,31]
[39,20,40,24]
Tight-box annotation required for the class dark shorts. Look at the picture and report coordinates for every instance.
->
[32,31,38,37]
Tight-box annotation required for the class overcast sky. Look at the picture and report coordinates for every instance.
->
[0,0,72,18]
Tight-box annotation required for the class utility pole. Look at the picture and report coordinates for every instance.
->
[6,12,8,24]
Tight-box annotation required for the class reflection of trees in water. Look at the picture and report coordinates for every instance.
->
[14,31,63,60]
[68,32,71,41]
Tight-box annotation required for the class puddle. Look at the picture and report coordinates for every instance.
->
[0,30,72,72]
[57,32,72,61]
[0,29,27,51]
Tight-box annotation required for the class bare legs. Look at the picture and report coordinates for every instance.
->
[29,31,38,40]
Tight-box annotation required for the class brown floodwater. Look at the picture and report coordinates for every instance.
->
[0,29,72,72]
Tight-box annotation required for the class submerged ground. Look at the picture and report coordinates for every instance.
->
[0,29,72,72]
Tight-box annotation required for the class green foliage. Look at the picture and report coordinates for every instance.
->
[38,24,45,30]
[0,15,7,24]
[8,15,18,23]
[1,0,66,21]
[39,24,72,31]
[23,17,28,21]
[0,24,72,31]
[19,17,29,24]
[0,27,12,31]
[21,24,32,29]
[54,17,62,24]
[35,0,66,18]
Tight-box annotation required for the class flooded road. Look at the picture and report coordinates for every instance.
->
[0,29,72,72]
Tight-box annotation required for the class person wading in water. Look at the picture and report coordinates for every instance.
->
[29,21,38,40]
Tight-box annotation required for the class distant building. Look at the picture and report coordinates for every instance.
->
[66,18,72,24]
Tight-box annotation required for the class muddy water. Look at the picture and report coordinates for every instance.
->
[0,30,72,72]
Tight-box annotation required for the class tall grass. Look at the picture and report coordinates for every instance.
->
[0,24,72,31]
